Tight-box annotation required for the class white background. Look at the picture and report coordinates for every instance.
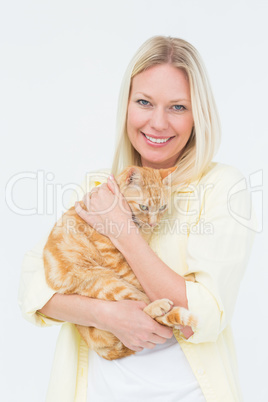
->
[1,0,267,401]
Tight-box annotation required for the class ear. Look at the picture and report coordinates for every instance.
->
[159,166,177,180]
[125,166,143,185]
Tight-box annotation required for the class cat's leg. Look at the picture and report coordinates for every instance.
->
[142,298,197,328]
[154,306,198,329]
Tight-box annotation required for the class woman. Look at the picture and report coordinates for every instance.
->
[19,36,256,401]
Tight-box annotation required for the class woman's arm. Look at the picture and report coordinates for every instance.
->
[113,230,188,307]
[75,176,194,338]
[38,294,173,351]
[112,229,194,339]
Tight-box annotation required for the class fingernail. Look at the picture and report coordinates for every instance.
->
[109,174,114,181]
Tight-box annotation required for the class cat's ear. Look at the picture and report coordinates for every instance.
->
[125,166,143,185]
[159,166,177,180]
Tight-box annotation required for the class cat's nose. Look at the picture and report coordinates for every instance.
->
[149,222,157,227]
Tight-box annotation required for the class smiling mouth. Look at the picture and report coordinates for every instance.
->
[141,132,174,144]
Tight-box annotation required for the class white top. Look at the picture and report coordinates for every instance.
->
[87,336,206,401]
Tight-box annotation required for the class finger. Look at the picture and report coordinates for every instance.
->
[89,188,99,199]
[148,334,169,345]
[107,175,121,197]
[75,202,91,222]
[82,193,89,204]
[153,324,173,339]
[98,183,114,198]
[90,188,99,195]
[124,343,144,352]
[136,301,148,310]
[99,183,108,191]
[83,188,99,210]
[82,193,91,210]
[133,346,144,352]
[82,194,87,204]
[142,342,157,349]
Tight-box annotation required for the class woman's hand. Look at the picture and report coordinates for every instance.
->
[75,175,136,241]
[96,299,174,352]
[39,294,173,352]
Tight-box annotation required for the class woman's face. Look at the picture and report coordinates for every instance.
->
[127,64,194,169]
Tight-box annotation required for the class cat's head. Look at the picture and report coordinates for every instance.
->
[116,166,177,235]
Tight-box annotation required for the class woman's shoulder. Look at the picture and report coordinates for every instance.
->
[200,161,246,188]
[199,162,258,232]
[194,162,248,204]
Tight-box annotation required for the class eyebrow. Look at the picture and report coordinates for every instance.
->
[134,92,190,103]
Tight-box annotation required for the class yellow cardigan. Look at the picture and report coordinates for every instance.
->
[18,162,257,402]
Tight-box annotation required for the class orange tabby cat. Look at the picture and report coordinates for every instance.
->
[43,166,197,360]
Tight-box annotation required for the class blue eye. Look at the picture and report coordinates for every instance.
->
[139,204,149,211]
[173,105,185,111]
[137,99,150,106]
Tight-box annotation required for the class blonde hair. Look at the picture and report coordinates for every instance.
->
[111,36,221,187]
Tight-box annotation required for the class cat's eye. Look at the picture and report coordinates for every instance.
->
[159,204,167,211]
[139,204,149,211]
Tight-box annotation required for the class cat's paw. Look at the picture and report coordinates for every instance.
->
[155,306,198,330]
[172,307,198,329]
[143,298,174,318]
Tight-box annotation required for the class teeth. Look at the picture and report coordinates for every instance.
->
[144,134,171,143]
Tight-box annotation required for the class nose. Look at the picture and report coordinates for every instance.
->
[149,222,157,227]
[150,107,169,131]
[149,216,158,227]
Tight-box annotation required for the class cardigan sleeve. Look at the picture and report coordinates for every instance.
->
[18,233,60,327]
[182,165,257,343]
[18,169,110,327]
